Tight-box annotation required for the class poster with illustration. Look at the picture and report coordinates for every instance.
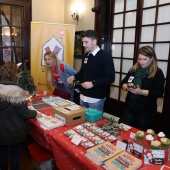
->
[144,149,165,165]
[31,22,75,93]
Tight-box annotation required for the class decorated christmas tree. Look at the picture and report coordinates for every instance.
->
[19,62,36,94]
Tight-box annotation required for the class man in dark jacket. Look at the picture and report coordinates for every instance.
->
[67,30,115,111]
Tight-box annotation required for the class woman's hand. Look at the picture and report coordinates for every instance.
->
[36,112,42,119]
[123,83,142,95]
[128,85,149,96]
[67,76,74,85]
[122,83,136,91]
[128,85,141,95]
[127,83,136,89]
[122,83,148,96]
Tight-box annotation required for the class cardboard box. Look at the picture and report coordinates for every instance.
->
[52,105,85,126]
[85,108,103,122]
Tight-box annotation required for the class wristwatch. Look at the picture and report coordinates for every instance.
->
[92,80,95,86]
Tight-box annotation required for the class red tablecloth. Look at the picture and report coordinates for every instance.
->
[29,114,105,170]
[29,92,170,170]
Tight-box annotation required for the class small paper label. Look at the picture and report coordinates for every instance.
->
[71,133,82,145]
[130,132,135,139]
[119,123,131,131]
[128,76,135,83]
[116,140,127,151]
[43,90,47,95]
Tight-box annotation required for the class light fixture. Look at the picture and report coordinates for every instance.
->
[71,11,79,25]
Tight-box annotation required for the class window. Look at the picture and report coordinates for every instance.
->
[0,0,30,67]
[74,31,84,58]
[110,0,170,113]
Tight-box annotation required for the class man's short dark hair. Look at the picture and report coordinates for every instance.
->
[81,30,98,40]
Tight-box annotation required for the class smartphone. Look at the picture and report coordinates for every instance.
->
[127,85,136,89]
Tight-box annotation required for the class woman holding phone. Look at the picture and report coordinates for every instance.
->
[120,46,165,130]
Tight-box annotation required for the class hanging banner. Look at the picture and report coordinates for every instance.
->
[31,22,75,93]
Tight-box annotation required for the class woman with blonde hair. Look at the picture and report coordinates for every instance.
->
[44,51,76,101]
[120,46,165,130]
[0,61,41,170]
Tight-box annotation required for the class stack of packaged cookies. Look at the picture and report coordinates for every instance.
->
[146,129,155,136]
[134,129,170,151]
[135,131,145,145]
[150,140,161,150]
[149,130,170,150]
[145,129,155,148]
[145,135,154,148]
[160,137,170,149]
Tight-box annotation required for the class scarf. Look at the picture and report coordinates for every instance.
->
[128,67,149,111]
[133,67,149,87]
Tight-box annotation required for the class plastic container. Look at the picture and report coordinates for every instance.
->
[85,108,103,122]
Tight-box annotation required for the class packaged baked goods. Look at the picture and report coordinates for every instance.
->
[136,131,145,140]
[160,137,170,149]
[145,134,154,147]
[157,131,165,140]
[146,129,155,136]
[151,140,161,150]
[146,134,154,141]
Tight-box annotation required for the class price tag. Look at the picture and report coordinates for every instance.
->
[116,140,127,151]
[71,134,82,146]
[44,90,47,95]
[130,132,135,139]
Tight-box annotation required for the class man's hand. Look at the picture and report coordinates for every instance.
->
[81,82,93,89]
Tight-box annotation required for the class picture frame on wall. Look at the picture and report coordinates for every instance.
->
[74,31,84,58]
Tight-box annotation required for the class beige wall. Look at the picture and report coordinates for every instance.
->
[32,0,64,23]
[32,0,95,29]
[32,0,95,71]
[64,0,95,31]
[64,0,95,71]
